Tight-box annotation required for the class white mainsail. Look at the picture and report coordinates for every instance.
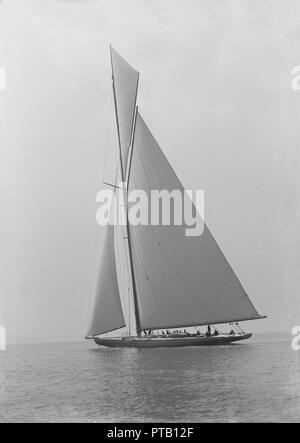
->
[128,112,260,330]
[110,46,139,173]
[87,201,125,337]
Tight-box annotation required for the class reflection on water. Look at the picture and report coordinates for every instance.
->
[0,333,299,422]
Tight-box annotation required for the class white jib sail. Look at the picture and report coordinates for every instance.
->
[87,198,125,337]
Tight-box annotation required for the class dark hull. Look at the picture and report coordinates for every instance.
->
[93,333,252,348]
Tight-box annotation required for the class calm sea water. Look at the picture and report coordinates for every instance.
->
[0,333,299,422]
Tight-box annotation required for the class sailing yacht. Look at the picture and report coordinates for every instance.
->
[86,46,266,348]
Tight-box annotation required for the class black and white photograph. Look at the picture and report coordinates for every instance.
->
[0,0,300,425]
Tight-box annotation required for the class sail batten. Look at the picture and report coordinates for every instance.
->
[128,112,260,331]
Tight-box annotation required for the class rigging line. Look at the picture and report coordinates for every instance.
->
[114,211,134,335]
[121,230,131,335]
[112,166,131,335]
[122,221,134,333]
[101,91,114,181]
[114,165,134,333]
[114,223,125,315]
[111,190,126,334]
[117,179,136,334]
[112,177,132,332]
[126,105,138,184]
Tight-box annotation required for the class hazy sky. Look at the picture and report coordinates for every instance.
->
[1,0,300,342]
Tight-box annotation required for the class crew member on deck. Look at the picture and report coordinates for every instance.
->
[206,325,211,337]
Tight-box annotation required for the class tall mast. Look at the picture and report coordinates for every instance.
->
[110,46,142,336]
